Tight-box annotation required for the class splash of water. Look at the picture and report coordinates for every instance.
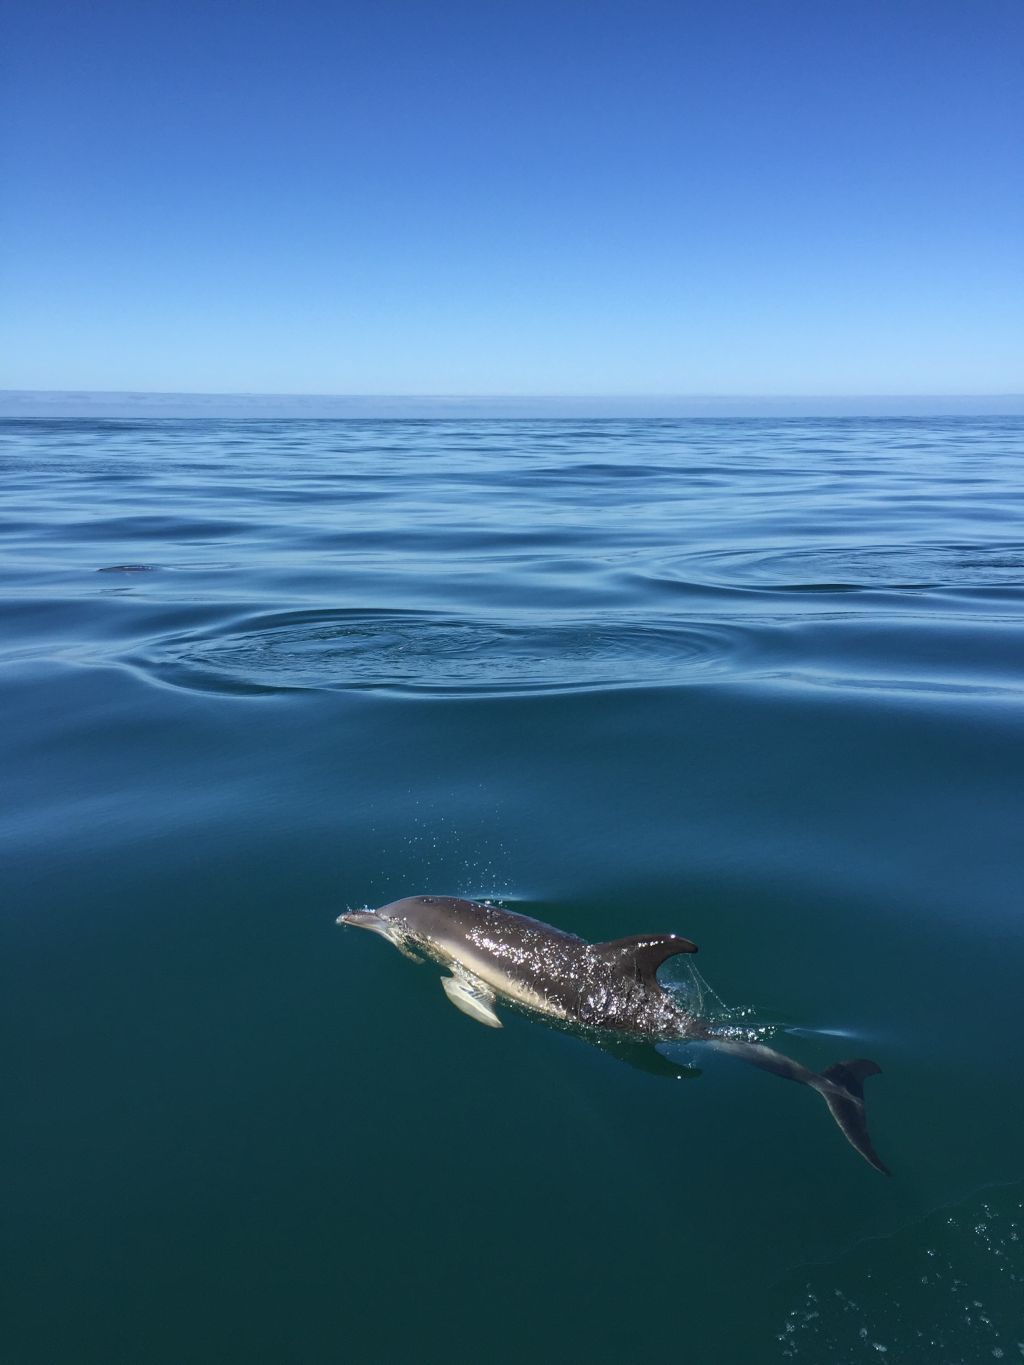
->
[659,958,781,1043]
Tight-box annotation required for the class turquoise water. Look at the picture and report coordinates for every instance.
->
[3,417,1023,1362]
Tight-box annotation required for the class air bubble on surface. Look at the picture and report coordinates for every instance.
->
[773,1184,1024,1360]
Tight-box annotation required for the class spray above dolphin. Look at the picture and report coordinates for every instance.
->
[338,895,889,1174]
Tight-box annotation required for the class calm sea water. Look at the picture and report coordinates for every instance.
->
[3,417,1023,1363]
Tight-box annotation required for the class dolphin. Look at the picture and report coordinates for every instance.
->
[338,894,889,1174]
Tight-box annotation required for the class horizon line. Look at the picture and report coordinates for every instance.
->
[4,387,1024,400]
[3,389,1023,420]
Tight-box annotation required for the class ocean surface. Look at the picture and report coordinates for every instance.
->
[3,416,1023,1363]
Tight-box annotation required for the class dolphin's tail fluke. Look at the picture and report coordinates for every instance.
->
[705,1038,890,1174]
[814,1058,890,1175]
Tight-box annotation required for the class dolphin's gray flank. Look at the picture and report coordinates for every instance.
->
[338,894,889,1174]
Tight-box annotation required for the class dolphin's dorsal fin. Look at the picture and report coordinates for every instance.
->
[591,933,698,985]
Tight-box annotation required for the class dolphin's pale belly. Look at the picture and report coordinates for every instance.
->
[464,952,569,1018]
[418,925,692,1037]
[419,931,574,1020]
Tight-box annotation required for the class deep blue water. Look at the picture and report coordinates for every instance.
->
[3,417,1023,1363]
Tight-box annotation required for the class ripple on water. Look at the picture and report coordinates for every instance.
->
[646,541,1024,594]
[134,608,765,697]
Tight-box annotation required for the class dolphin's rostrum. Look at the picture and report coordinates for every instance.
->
[338,895,889,1174]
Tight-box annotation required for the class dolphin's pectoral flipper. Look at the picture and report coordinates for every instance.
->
[441,974,503,1029]
[592,933,698,986]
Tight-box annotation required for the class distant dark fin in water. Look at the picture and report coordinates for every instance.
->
[591,933,698,987]
[707,1040,890,1174]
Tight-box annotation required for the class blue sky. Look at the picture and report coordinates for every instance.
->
[3,0,1022,396]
